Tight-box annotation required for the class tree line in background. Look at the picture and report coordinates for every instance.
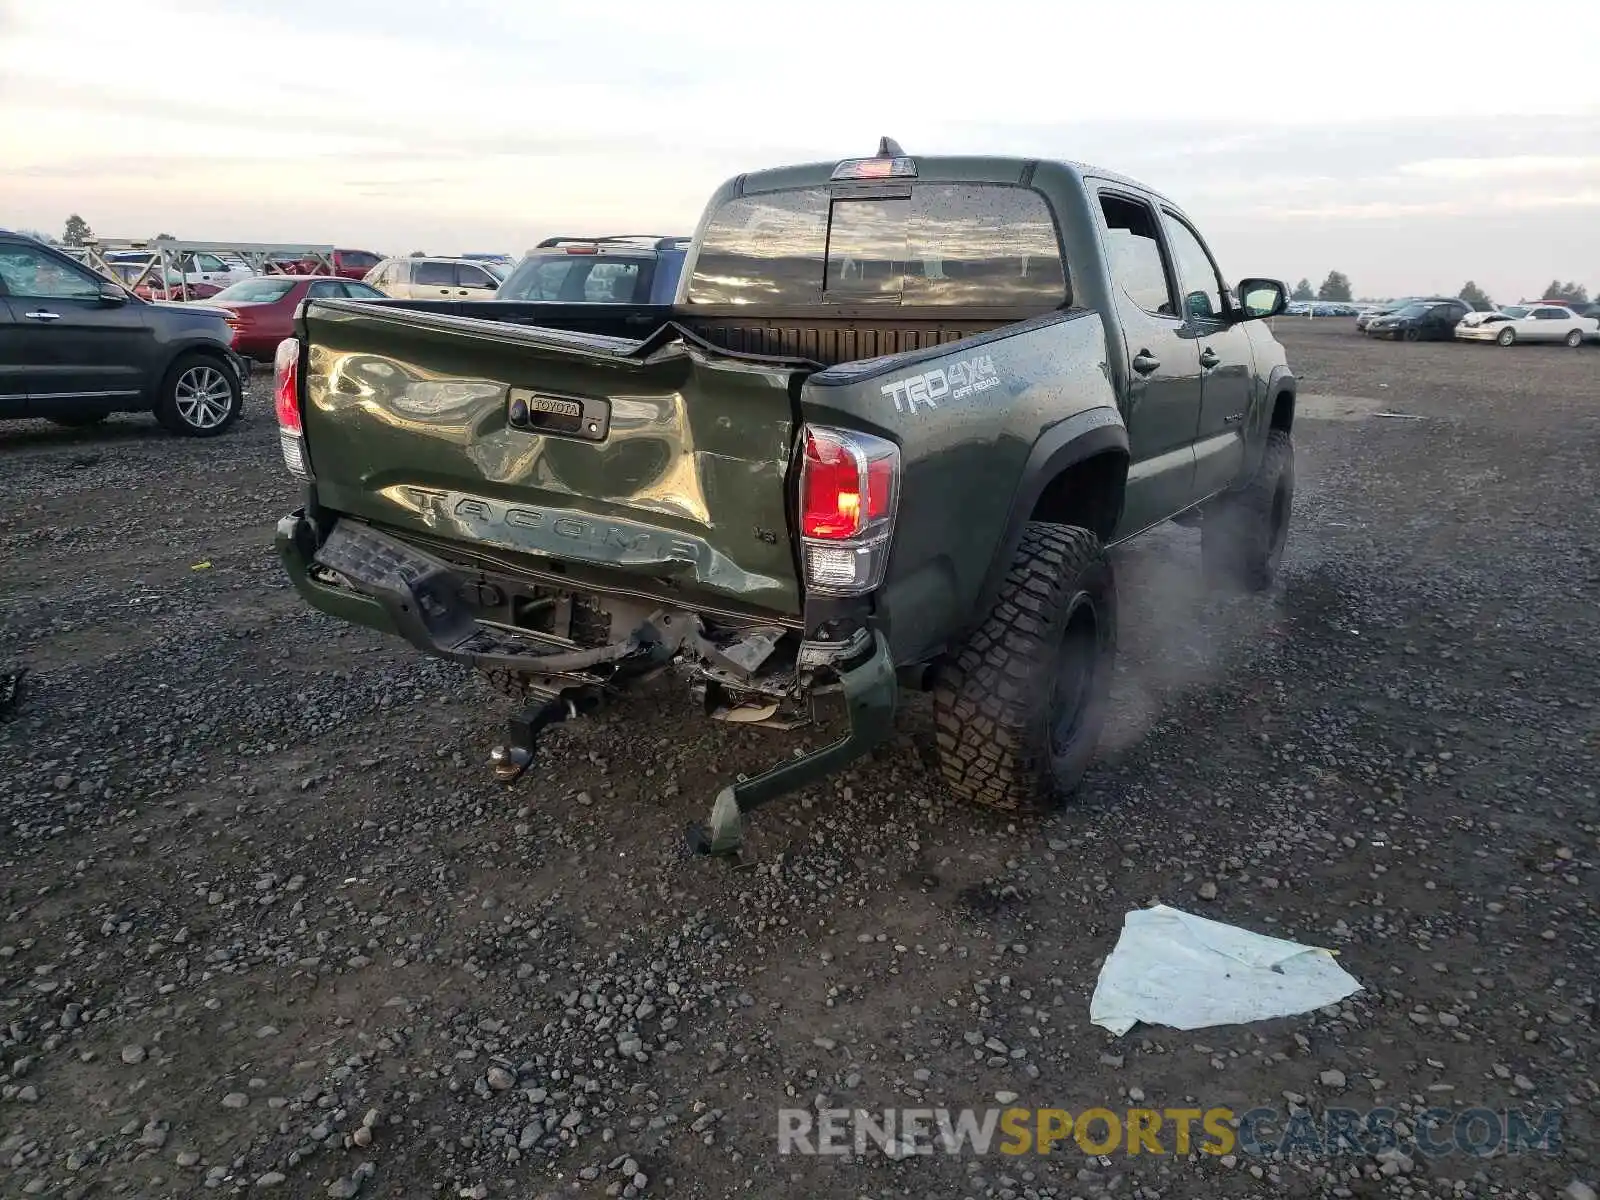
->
[20,216,173,247]
[1293,272,1592,310]
[1290,272,1354,302]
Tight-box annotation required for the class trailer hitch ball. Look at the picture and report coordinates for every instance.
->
[490,743,535,782]
[489,691,595,785]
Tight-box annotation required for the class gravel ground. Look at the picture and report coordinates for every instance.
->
[1,323,1595,1200]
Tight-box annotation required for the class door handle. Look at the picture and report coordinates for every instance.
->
[1199,347,1221,369]
[1131,350,1160,375]
[24,310,62,321]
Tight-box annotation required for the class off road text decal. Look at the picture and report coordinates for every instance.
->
[880,354,1001,414]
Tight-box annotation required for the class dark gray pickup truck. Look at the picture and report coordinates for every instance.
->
[272,139,1296,855]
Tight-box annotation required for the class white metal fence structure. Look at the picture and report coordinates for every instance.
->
[75,239,338,300]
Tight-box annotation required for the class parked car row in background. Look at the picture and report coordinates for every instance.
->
[1343,295,1599,346]
[1284,300,1359,316]
[0,228,697,438]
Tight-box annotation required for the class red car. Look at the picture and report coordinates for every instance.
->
[205,275,386,360]
[284,249,383,280]
[105,262,227,302]
[137,277,226,302]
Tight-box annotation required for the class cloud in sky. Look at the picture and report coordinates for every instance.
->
[1,0,1597,299]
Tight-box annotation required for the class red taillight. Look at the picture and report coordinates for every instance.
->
[564,246,599,255]
[801,433,864,539]
[273,338,301,434]
[796,426,900,596]
[800,428,898,540]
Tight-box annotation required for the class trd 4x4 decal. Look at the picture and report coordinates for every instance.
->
[880,354,1001,414]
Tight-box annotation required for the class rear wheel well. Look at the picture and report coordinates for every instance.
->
[1028,451,1127,541]
[1271,388,1295,433]
[151,343,234,403]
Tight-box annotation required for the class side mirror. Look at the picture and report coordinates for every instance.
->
[99,281,129,304]
[1235,278,1288,321]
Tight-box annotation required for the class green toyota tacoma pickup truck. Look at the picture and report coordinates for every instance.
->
[273,139,1296,855]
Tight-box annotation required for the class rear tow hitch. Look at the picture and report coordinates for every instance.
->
[685,631,897,860]
[490,691,599,783]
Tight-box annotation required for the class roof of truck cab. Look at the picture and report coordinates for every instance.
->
[733,154,1179,209]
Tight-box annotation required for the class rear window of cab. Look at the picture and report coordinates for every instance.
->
[686,183,1068,308]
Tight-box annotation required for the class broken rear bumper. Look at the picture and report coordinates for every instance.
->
[277,510,402,639]
[277,508,900,854]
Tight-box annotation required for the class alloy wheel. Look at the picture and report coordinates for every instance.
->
[174,365,234,430]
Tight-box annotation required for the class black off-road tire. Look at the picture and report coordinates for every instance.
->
[154,352,243,437]
[1202,428,1295,592]
[932,522,1116,813]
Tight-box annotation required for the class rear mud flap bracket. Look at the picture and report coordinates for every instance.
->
[686,632,897,859]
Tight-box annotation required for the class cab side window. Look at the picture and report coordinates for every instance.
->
[414,261,455,286]
[0,244,101,300]
[1098,194,1176,317]
[1159,212,1226,323]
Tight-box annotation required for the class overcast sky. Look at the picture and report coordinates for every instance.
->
[2,0,1597,301]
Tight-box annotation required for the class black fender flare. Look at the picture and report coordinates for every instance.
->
[964,407,1129,642]
[1264,363,1296,428]
[1243,363,1297,480]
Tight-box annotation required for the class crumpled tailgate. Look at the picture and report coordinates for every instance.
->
[298,300,810,615]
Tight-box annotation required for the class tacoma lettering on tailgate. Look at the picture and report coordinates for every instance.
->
[394,486,705,566]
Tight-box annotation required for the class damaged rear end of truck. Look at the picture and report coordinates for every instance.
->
[275,141,1127,855]
[273,303,912,853]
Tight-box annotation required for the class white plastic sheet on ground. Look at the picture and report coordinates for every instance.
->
[1089,904,1363,1036]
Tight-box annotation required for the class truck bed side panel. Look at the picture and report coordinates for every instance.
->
[297,300,806,615]
[795,308,1121,663]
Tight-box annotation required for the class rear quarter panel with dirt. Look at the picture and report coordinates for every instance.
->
[801,308,1121,664]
